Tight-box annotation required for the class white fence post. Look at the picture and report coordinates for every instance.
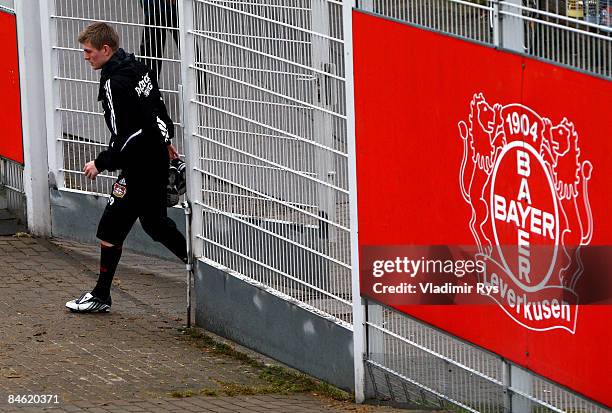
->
[492,0,501,48]
[510,364,535,413]
[39,0,64,194]
[351,0,382,401]
[15,0,52,236]
[179,0,203,260]
[500,0,525,52]
[344,0,366,403]
[312,0,337,242]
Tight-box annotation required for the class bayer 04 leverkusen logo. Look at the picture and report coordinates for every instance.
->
[458,93,593,333]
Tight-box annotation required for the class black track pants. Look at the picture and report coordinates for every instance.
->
[96,174,187,262]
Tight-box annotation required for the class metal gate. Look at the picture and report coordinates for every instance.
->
[180,0,354,326]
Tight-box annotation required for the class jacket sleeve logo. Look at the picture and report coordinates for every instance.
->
[112,182,127,198]
[135,73,153,97]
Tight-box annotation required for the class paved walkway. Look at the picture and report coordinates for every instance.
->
[0,236,415,413]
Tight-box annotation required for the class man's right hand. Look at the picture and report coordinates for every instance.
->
[84,161,100,180]
[167,144,180,160]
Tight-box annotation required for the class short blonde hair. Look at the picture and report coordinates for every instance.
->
[78,22,119,51]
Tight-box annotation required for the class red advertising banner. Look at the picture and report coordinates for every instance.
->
[0,10,23,165]
[353,11,612,407]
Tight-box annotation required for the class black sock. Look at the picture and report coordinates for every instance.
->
[91,244,122,300]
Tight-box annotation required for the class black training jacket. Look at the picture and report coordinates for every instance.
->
[94,48,174,174]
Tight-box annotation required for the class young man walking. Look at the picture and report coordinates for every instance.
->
[66,22,187,313]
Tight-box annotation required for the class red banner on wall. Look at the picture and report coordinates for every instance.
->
[0,10,24,165]
[353,11,611,407]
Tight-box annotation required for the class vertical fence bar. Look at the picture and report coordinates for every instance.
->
[510,365,534,413]
[344,0,366,403]
[493,0,501,48]
[502,359,512,412]
[40,0,64,195]
[500,0,525,52]
[179,0,203,261]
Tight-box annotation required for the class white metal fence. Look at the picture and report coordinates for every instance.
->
[43,0,352,327]
[0,158,25,220]
[365,303,609,412]
[182,0,354,326]
[36,0,610,411]
[48,0,184,197]
[362,0,611,77]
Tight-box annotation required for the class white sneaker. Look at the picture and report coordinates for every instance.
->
[65,292,112,313]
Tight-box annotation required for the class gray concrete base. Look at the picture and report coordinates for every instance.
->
[194,259,355,392]
[50,188,186,260]
[0,185,26,224]
[0,209,19,235]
